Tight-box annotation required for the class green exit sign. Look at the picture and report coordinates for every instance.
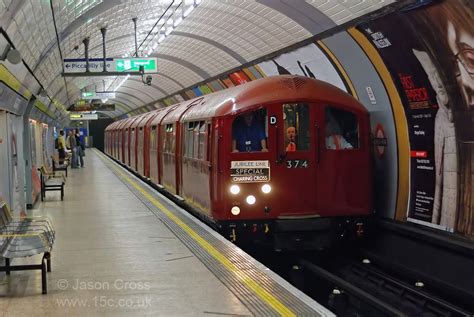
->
[115,58,157,73]
[82,91,95,98]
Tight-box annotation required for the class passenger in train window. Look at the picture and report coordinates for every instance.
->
[283,103,310,151]
[325,108,354,150]
[286,127,297,152]
[232,111,268,152]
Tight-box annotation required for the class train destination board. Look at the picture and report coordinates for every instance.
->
[230,160,270,183]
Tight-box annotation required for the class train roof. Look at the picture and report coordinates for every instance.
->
[149,104,180,127]
[107,75,366,129]
[161,97,206,124]
[180,75,367,121]
[121,115,142,129]
[136,110,161,128]
[132,110,160,129]
[105,121,119,131]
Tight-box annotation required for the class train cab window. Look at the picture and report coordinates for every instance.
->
[325,107,359,150]
[283,103,310,152]
[232,109,268,153]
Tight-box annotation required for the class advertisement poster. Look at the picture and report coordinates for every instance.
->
[358,0,474,236]
[257,43,347,92]
[358,16,440,226]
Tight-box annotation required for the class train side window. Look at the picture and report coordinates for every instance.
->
[193,122,200,159]
[151,126,157,150]
[198,121,207,160]
[185,122,195,158]
[232,109,268,153]
[282,103,310,152]
[206,123,211,161]
[164,124,175,153]
[325,107,359,150]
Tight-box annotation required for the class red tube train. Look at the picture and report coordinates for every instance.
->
[105,75,373,250]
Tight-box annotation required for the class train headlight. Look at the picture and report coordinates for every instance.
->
[261,184,272,194]
[230,185,240,195]
[231,206,241,216]
[246,195,256,205]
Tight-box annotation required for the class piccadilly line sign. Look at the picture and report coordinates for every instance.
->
[63,58,157,73]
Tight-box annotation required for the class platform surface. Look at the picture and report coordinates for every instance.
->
[0,149,333,316]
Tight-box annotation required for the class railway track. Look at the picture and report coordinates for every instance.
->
[104,154,474,316]
[297,256,472,316]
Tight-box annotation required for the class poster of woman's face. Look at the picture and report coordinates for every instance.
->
[412,0,474,236]
[447,19,474,108]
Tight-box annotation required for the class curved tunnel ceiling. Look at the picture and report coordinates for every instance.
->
[1,0,403,117]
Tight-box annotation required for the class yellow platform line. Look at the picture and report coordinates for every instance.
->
[0,233,43,238]
[95,149,296,316]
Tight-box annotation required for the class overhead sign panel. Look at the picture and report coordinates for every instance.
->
[64,58,115,73]
[70,113,98,120]
[115,58,157,73]
[81,91,116,99]
[69,102,116,112]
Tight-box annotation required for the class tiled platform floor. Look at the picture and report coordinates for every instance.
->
[0,150,252,316]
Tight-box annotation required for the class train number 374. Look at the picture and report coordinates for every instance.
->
[286,160,309,169]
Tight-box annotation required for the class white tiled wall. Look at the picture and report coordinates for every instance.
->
[3,0,396,116]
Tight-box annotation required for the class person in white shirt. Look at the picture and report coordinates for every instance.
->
[325,117,353,150]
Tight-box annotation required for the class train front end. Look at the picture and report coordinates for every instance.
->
[212,78,372,250]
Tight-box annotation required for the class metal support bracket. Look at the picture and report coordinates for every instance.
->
[61,70,144,77]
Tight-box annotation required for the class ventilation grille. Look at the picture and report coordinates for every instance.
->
[278,76,308,90]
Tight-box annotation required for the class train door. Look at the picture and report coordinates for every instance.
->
[269,103,318,216]
[137,127,144,173]
[130,127,137,169]
[317,106,370,215]
[123,128,129,165]
[149,125,158,181]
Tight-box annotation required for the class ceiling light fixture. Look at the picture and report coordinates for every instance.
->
[143,0,202,56]
[113,74,130,92]
[165,26,174,36]
[174,16,183,27]
[183,5,194,17]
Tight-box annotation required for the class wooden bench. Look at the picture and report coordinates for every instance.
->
[38,166,65,201]
[52,156,69,177]
[0,200,55,294]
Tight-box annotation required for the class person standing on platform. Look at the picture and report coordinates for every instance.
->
[58,130,66,161]
[69,130,78,168]
[76,129,84,168]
